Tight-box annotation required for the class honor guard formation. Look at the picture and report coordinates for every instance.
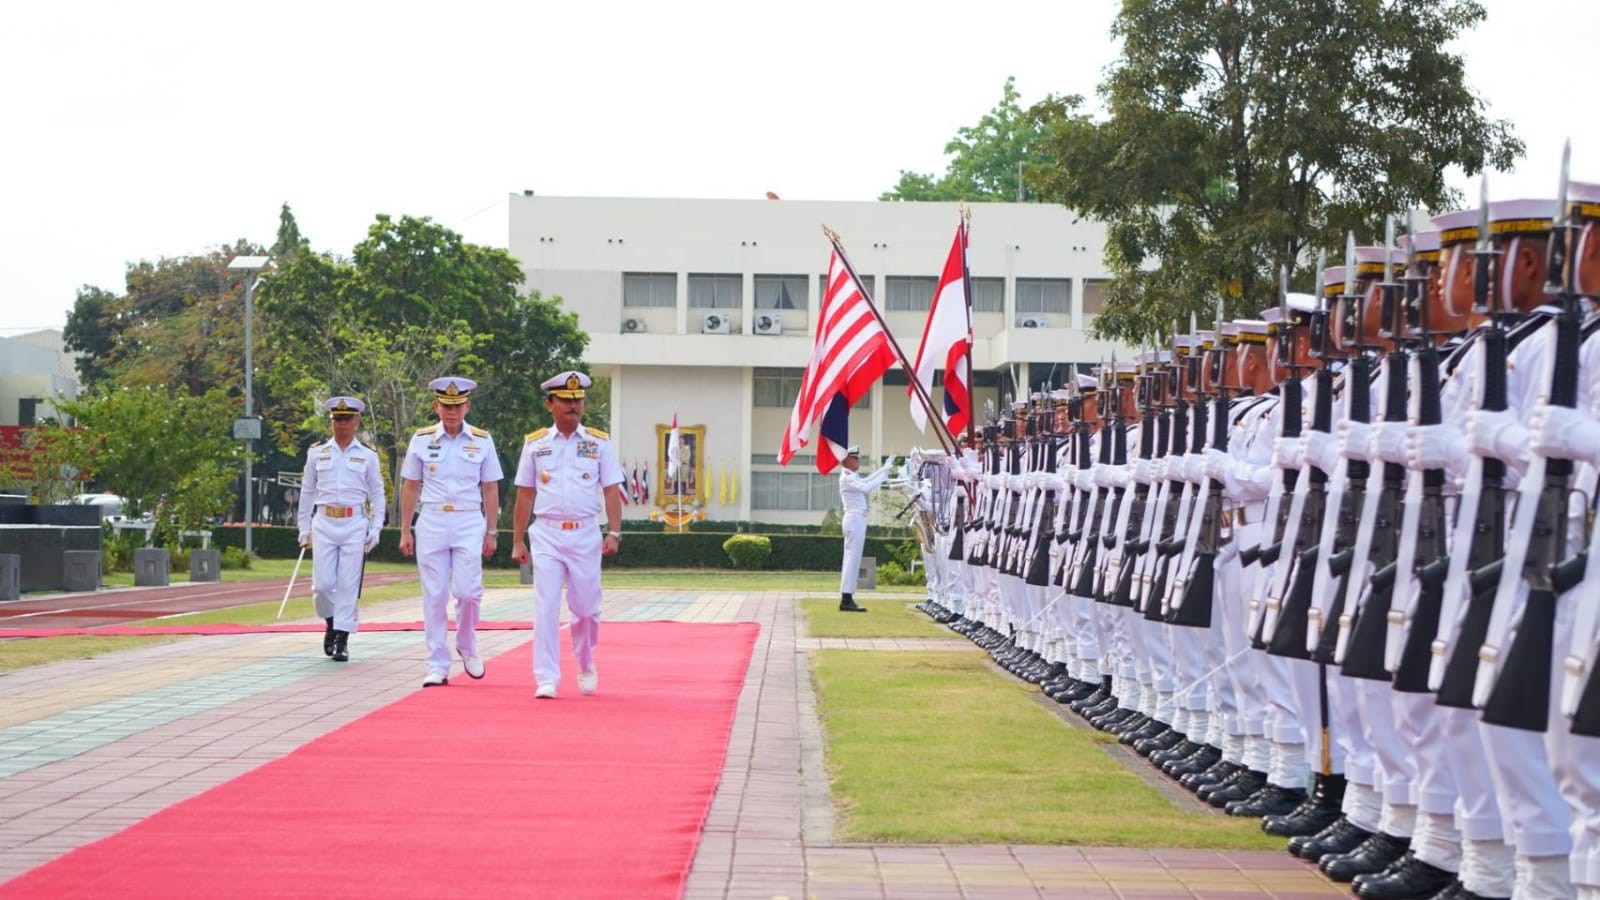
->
[901,167,1600,900]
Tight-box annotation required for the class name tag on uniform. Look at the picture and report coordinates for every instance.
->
[536,447,552,457]
[577,441,598,459]
[426,443,441,450]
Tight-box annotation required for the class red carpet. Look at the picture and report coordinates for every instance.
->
[0,621,534,638]
[1,621,758,899]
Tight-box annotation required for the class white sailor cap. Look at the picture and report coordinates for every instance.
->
[1234,319,1269,344]
[1568,181,1600,221]
[1076,373,1099,391]
[1488,198,1555,236]
[1353,245,1403,278]
[541,370,591,399]
[325,396,365,417]
[1401,229,1441,255]
[1431,209,1480,246]
[1322,266,1347,295]
[428,377,477,406]
[845,445,860,457]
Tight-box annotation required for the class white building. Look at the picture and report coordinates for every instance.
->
[0,329,77,426]
[508,195,1128,526]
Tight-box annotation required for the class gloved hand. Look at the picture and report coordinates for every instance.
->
[1371,422,1410,465]
[1131,457,1155,484]
[1202,448,1236,482]
[298,531,311,548]
[1405,423,1470,477]
[1337,420,1373,462]
[1150,457,1170,482]
[364,530,380,554]
[1530,404,1600,467]
[1185,454,1210,484]
[1465,408,1530,464]
[1302,431,1341,473]
[1272,437,1304,471]
[1094,466,1129,489]
[1041,472,1066,492]
[1074,469,1096,491]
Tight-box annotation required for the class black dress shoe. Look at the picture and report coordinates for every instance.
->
[1108,712,1149,736]
[1196,765,1248,801]
[1264,773,1345,837]
[1226,783,1307,817]
[839,596,869,612]
[1091,707,1139,732]
[1320,832,1409,882]
[1290,816,1371,861]
[1423,881,1463,900]
[1135,728,1183,757]
[1151,737,1202,767]
[323,617,336,657]
[1120,718,1167,746]
[1353,852,1456,899]
[332,630,349,663]
[1206,769,1267,807]
[1176,756,1233,787]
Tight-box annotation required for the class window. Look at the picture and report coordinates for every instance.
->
[622,273,676,308]
[820,273,874,301]
[18,398,39,427]
[884,276,935,311]
[1016,278,1071,314]
[1082,279,1108,315]
[753,367,804,407]
[971,277,1004,312]
[754,275,807,310]
[750,471,838,511]
[689,274,741,309]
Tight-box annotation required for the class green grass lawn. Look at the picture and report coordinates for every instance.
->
[813,649,1282,849]
[799,597,954,639]
[100,559,420,588]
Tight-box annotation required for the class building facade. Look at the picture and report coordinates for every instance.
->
[0,330,77,427]
[508,195,1127,526]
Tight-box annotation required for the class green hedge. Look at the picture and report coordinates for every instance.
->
[213,525,907,572]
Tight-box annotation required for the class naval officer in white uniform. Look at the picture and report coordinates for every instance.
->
[398,377,503,687]
[838,446,893,612]
[510,371,625,699]
[296,396,386,662]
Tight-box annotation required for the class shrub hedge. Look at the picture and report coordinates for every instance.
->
[211,525,909,572]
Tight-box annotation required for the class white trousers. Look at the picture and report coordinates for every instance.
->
[416,510,484,675]
[529,522,602,689]
[312,512,365,633]
[840,512,867,594]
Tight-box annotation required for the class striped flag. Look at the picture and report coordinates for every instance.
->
[778,242,896,470]
[909,218,972,437]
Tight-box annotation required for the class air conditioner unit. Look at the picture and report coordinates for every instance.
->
[701,313,732,334]
[622,317,647,334]
[753,313,783,335]
[1018,317,1049,329]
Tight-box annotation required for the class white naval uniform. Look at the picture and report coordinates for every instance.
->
[296,437,386,633]
[401,421,503,677]
[512,424,624,691]
[839,463,893,594]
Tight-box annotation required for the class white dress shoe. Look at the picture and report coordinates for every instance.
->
[461,652,485,680]
[422,670,448,687]
[578,669,598,695]
[535,683,557,699]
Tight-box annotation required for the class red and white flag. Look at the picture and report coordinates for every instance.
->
[909,219,972,437]
[778,243,896,467]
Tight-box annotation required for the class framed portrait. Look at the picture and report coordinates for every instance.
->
[655,423,705,503]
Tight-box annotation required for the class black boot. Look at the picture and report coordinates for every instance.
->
[332,630,349,662]
[1290,816,1373,861]
[1352,851,1456,899]
[323,617,336,657]
[839,593,868,612]
[1205,768,1267,807]
[1264,773,1345,837]
[1225,783,1306,817]
[1320,832,1409,882]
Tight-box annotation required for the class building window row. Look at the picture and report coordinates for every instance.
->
[749,470,836,511]
[752,367,871,409]
[626,273,1081,315]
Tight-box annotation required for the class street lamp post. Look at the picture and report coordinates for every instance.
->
[228,255,271,557]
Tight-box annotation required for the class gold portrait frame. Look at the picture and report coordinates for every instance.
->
[654,423,705,504]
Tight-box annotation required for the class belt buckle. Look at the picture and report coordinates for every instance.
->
[442,504,456,512]
[562,521,579,530]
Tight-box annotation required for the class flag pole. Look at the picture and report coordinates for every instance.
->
[959,205,977,446]
[822,225,960,457]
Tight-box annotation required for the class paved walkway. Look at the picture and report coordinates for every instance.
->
[0,587,1345,898]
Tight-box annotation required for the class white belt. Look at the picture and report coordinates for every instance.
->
[421,502,480,513]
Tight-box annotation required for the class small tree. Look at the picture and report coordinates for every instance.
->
[722,534,772,569]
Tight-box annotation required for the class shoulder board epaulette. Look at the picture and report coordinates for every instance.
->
[585,428,609,440]
[469,425,491,438]
[414,426,435,436]
[525,427,549,443]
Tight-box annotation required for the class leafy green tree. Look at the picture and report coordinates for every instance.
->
[1027,0,1521,342]
[271,203,309,261]
[62,286,120,389]
[45,385,242,542]
[881,77,1051,202]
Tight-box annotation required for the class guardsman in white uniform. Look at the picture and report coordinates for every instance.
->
[510,371,624,699]
[296,396,386,662]
[838,445,893,612]
[399,377,503,687]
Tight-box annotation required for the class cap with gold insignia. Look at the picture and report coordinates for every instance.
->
[429,376,476,406]
[325,396,365,418]
[542,370,591,399]
[845,445,860,457]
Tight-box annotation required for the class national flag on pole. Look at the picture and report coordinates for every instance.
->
[909,219,973,437]
[640,460,650,503]
[778,241,896,471]
[666,413,681,485]
[817,392,852,475]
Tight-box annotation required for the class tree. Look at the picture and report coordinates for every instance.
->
[271,203,309,261]
[1027,0,1522,342]
[881,77,1051,202]
[45,385,242,542]
[62,286,120,389]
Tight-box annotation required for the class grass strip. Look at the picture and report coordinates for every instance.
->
[813,649,1281,849]
[799,597,955,639]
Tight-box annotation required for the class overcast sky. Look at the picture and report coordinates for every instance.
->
[2,0,1595,336]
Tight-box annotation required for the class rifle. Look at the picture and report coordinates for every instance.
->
[1247,266,1307,645]
[1024,395,1062,588]
[1069,366,1114,598]
[1153,320,1205,618]
[1340,218,1409,679]
[1111,343,1159,608]
[1170,300,1230,627]
[1134,336,1182,616]
[1093,354,1133,602]
[1478,147,1581,730]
